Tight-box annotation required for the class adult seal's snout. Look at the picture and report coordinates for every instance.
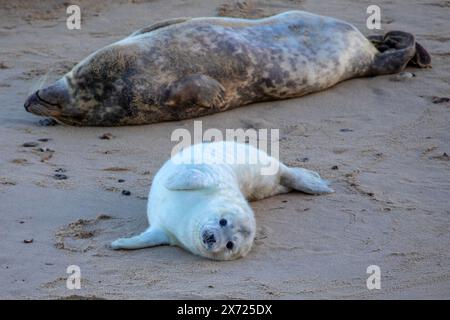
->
[24,90,51,115]
[24,91,39,112]
[24,78,74,121]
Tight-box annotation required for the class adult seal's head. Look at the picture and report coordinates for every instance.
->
[24,42,142,126]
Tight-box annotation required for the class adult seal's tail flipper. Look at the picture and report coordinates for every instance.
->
[368,31,432,76]
[410,42,432,68]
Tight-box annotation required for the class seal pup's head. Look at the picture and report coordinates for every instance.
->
[24,42,142,126]
[193,199,256,261]
[163,162,257,260]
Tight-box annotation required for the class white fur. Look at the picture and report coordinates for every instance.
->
[112,141,332,260]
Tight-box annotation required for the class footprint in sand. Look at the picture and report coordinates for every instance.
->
[216,1,270,19]
[54,214,113,253]
[254,225,272,244]
[0,178,16,186]
[430,152,449,161]
[217,0,306,19]
[11,158,28,165]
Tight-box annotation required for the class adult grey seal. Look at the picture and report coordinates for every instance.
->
[24,11,431,126]
[111,141,333,260]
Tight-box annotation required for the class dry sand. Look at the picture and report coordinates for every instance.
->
[0,0,449,299]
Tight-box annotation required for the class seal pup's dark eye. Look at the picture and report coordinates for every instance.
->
[226,241,234,250]
[219,218,227,227]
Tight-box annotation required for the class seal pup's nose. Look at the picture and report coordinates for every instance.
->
[202,230,216,245]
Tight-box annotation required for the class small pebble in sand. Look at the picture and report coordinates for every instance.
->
[118,179,125,183]
[431,97,450,104]
[331,165,339,170]
[99,133,114,140]
[97,214,112,220]
[22,142,39,147]
[340,128,353,132]
[53,174,68,180]
[297,157,309,162]
[121,190,131,196]
[23,239,33,244]
[38,118,58,126]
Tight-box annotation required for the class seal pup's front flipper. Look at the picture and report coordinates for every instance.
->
[111,227,169,250]
[164,164,219,190]
[128,17,191,37]
[280,167,334,195]
[164,74,226,111]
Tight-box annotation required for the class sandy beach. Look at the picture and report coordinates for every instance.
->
[0,0,449,299]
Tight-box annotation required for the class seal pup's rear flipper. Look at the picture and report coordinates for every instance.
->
[368,31,431,76]
[280,167,334,195]
[111,227,169,250]
[128,17,191,37]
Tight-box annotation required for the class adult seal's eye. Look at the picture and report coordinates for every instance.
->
[219,218,227,227]
[226,241,234,250]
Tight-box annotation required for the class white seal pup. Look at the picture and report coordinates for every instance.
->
[111,141,332,260]
[24,11,430,126]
